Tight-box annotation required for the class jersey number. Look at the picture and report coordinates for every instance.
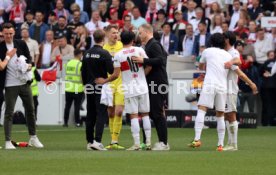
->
[127,57,139,73]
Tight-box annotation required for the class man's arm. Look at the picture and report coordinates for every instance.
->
[234,67,258,94]
[0,49,16,71]
[198,63,206,70]
[95,67,120,85]
[225,57,242,68]
[144,66,152,75]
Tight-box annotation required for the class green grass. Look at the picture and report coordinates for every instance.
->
[0,125,275,175]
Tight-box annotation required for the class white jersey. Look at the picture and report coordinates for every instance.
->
[200,47,232,90]
[227,47,240,95]
[113,46,149,98]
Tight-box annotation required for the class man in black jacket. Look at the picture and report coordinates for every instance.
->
[132,24,170,151]
[0,23,43,149]
[81,29,119,150]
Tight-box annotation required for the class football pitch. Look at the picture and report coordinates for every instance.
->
[0,125,275,175]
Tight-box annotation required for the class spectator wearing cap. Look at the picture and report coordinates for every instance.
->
[85,10,109,38]
[108,8,124,29]
[145,0,158,25]
[259,50,276,126]
[51,35,74,63]
[183,0,196,23]
[69,3,89,24]
[21,10,36,30]
[53,16,72,43]
[228,0,242,31]
[254,28,274,67]
[121,15,135,33]
[179,23,194,57]
[53,0,70,21]
[166,0,186,24]
[98,1,109,22]
[29,11,49,44]
[21,28,40,66]
[131,7,147,29]
[48,11,58,30]
[172,10,188,40]
[109,0,124,20]
[192,21,211,58]
[153,9,167,33]
[38,30,57,68]
[247,0,263,21]
[160,22,178,55]
[210,14,223,34]
[190,7,211,35]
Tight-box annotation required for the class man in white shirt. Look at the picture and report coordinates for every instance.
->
[113,31,152,151]
[223,31,258,151]
[21,28,39,66]
[188,33,232,151]
[229,0,241,31]
[39,30,55,68]
[131,7,147,29]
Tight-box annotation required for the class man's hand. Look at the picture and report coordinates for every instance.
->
[263,71,270,77]
[6,48,17,58]
[95,78,106,85]
[27,64,32,71]
[250,83,258,95]
[131,56,144,63]
[224,61,233,69]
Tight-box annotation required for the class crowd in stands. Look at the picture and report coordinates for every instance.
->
[0,0,275,126]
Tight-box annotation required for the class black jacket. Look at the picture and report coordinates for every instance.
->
[81,45,114,90]
[260,59,276,89]
[144,38,168,85]
[0,39,32,90]
[239,65,261,93]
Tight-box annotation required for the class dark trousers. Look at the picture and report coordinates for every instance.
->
[33,96,39,121]
[64,92,84,125]
[0,90,4,121]
[238,92,256,113]
[4,84,36,141]
[149,88,168,144]
[261,88,276,126]
[86,93,108,143]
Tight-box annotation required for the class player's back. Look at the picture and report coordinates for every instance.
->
[200,47,232,89]
[114,46,148,98]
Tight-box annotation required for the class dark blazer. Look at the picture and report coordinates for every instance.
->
[192,33,211,56]
[0,40,32,90]
[161,33,179,55]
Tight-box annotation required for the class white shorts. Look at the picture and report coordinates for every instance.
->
[225,94,238,113]
[198,85,227,112]
[125,93,150,114]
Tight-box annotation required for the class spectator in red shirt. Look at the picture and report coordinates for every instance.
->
[234,19,249,38]
[108,8,123,30]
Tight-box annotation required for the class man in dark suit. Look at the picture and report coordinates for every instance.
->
[192,21,211,58]
[0,23,44,150]
[160,22,178,55]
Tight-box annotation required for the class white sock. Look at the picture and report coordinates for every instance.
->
[131,118,140,145]
[194,109,206,141]
[225,120,232,145]
[230,121,238,147]
[142,116,151,145]
[217,116,225,146]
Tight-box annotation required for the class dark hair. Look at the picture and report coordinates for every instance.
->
[74,48,82,56]
[93,29,105,43]
[124,15,131,20]
[132,6,140,11]
[59,15,67,20]
[2,23,15,30]
[35,10,44,15]
[223,31,236,46]
[105,24,118,32]
[199,20,207,26]
[120,31,135,45]
[256,27,265,32]
[161,22,171,29]
[210,33,225,49]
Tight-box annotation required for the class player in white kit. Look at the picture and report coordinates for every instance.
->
[188,33,233,151]
[223,32,258,151]
[113,31,152,151]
